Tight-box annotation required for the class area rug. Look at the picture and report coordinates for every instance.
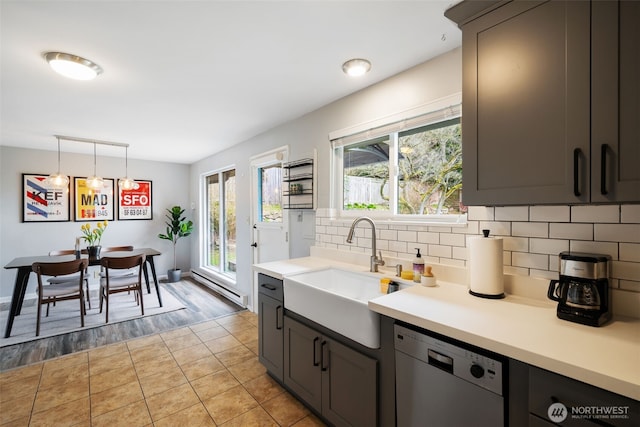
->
[0,288,185,347]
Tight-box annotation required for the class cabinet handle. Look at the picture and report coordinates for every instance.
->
[260,283,276,291]
[600,144,608,195]
[275,305,282,330]
[573,148,581,197]
[321,341,329,371]
[313,337,320,366]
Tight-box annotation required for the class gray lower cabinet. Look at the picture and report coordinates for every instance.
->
[283,315,378,427]
[258,274,284,381]
[528,366,639,426]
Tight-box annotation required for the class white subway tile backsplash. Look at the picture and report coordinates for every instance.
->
[417,231,439,244]
[512,222,548,238]
[512,252,549,270]
[530,205,570,222]
[569,241,618,259]
[572,205,619,223]
[388,240,408,253]
[549,223,593,240]
[467,206,494,221]
[495,206,529,221]
[428,244,452,258]
[380,229,398,241]
[440,233,465,247]
[529,238,569,255]
[620,243,640,263]
[503,236,529,252]
[621,204,640,223]
[315,204,639,293]
[478,221,511,236]
[398,230,417,242]
[595,223,640,243]
[612,261,640,282]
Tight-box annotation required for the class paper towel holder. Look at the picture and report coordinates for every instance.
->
[468,229,506,299]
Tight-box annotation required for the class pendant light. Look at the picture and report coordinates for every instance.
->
[86,142,104,190]
[118,146,136,190]
[46,136,69,189]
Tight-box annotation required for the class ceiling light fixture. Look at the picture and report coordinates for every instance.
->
[342,58,371,77]
[118,146,136,190]
[86,142,104,190]
[44,52,103,81]
[46,136,70,189]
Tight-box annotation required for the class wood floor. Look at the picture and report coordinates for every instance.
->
[0,278,244,371]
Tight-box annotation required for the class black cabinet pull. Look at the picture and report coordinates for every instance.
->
[600,144,608,195]
[321,341,329,371]
[313,337,320,366]
[573,148,581,197]
[260,283,276,291]
[275,305,282,330]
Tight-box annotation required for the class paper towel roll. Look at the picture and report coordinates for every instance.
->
[469,232,505,299]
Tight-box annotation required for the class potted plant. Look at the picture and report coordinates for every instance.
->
[80,221,108,260]
[158,206,193,282]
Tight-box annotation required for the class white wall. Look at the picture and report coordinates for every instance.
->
[0,145,190,301]
[190,48,463,306]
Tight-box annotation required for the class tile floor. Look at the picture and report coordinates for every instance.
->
[0,311,327,426]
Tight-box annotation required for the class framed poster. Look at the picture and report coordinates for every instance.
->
[118,180,153,220]
[74,177,115,221]
[22,173,70,222]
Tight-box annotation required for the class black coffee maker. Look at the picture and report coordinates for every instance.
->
[547,252,611,327]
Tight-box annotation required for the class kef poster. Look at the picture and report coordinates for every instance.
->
[118,180,152,220]
[22,174,70,222]
[74,177,115,221]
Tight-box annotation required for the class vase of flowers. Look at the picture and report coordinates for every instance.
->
[81,221,108,260]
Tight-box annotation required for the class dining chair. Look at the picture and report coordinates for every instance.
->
[99,254,146,323]
[99,246,135,278]
[32,258,89,336]
[48,249,91,309]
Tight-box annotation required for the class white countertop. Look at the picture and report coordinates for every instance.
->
[253,252,640,401]
[369,282,640,401]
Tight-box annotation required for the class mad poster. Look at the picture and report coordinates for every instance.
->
[22,174,70,222]
[74,177,115,221]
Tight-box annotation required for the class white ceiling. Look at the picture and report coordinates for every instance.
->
[1,0,461,164]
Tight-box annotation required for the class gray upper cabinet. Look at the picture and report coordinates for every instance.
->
[591,0,640,203]
[447,0,640,205]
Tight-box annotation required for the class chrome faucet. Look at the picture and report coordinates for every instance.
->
[346,216,385,272]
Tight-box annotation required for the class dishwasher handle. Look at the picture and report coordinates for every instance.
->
[428,349,453,373]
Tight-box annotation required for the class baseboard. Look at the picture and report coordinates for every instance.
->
[190,270,248,307]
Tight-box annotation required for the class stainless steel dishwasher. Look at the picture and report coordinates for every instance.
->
[394,323,506,426]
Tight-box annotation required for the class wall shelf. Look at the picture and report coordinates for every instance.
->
[282,158,314,209]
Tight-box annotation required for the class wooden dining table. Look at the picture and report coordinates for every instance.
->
[3,247,162,338]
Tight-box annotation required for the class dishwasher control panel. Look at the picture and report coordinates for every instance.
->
[394,324,504,396]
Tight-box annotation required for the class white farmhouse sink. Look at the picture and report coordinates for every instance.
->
[284,268,383,348]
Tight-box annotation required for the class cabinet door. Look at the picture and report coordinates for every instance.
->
[462,0,591,205]
[321,337,377,427]
[283,316,322,411]
[591,0,640,202]
[258,293,283,381]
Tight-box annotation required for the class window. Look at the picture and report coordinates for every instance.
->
[332,104,464,221]
[259,164,282,222]
[205,168,236,275]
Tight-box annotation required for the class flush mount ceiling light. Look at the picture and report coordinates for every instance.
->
[342,58,371,77]
[44,52,103,80]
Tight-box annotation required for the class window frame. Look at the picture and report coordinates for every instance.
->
[330,97,465,225]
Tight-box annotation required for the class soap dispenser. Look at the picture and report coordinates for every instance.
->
[412,248,424,283]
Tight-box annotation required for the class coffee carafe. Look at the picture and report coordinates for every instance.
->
[547,252,611,327]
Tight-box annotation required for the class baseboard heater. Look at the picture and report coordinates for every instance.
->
[190,270,248,307]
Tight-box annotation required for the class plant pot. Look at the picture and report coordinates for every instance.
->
[87,245,102,261]
[167,269,182,283]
